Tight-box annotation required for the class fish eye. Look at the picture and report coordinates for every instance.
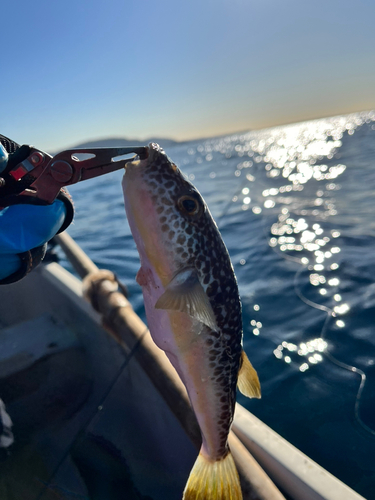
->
[178,195,201,216]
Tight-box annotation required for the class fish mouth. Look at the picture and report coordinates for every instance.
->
[144,143,165,162]
[124,143,166,171]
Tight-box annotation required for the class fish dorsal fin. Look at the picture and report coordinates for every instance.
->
[155,268,218,332]
[237,350,261,399]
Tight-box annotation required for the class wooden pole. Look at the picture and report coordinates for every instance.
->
[54,232,99,278]
[56,231,286,500]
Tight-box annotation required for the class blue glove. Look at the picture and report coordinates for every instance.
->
[0,140,72,283]
[0,201,66,280]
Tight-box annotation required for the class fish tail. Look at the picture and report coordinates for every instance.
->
[183,448,242,500]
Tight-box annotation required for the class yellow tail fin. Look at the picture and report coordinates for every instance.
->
[183,449,242,500]
[237,350,261,399]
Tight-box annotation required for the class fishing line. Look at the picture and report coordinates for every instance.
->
[292,265,375,437]
[216,178,249,222]
[265,220,375,437]
[214,154,375,437]
[35,325,150,500]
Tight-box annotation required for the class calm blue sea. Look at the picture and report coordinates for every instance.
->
[63,111,375,499]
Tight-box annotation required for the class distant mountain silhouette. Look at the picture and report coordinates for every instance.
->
[70,137,181,149]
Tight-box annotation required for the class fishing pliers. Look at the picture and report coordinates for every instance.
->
[0,140,147,206]
[0,134,147,284]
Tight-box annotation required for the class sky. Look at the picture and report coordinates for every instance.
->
[1,0,375,152]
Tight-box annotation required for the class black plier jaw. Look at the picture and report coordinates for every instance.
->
[0,145,148,205]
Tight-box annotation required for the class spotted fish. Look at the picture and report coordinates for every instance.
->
[122,143,260,500]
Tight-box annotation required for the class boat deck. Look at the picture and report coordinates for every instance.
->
[0,264,197,500]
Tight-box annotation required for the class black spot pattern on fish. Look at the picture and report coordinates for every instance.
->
[140,143,243,459]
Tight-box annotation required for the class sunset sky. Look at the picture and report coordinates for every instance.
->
[2,0,375,152]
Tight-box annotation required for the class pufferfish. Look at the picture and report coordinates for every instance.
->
[122,143,260,499]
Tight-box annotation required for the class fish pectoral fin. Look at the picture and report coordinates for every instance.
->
[155,268,218,332]
[237,350,261,399]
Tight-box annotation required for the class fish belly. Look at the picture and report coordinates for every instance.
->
[140,269,230,461]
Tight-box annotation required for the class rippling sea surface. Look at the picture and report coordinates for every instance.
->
[64,111,375,498]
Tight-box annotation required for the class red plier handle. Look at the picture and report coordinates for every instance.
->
[4,146,147,204]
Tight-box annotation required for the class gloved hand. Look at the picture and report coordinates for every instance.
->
[0,200,67,282]
[0,138,73,284]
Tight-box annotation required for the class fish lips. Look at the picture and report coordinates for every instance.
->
[124,143,165,170]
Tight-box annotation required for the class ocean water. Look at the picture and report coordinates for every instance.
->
[64,111,375,499]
